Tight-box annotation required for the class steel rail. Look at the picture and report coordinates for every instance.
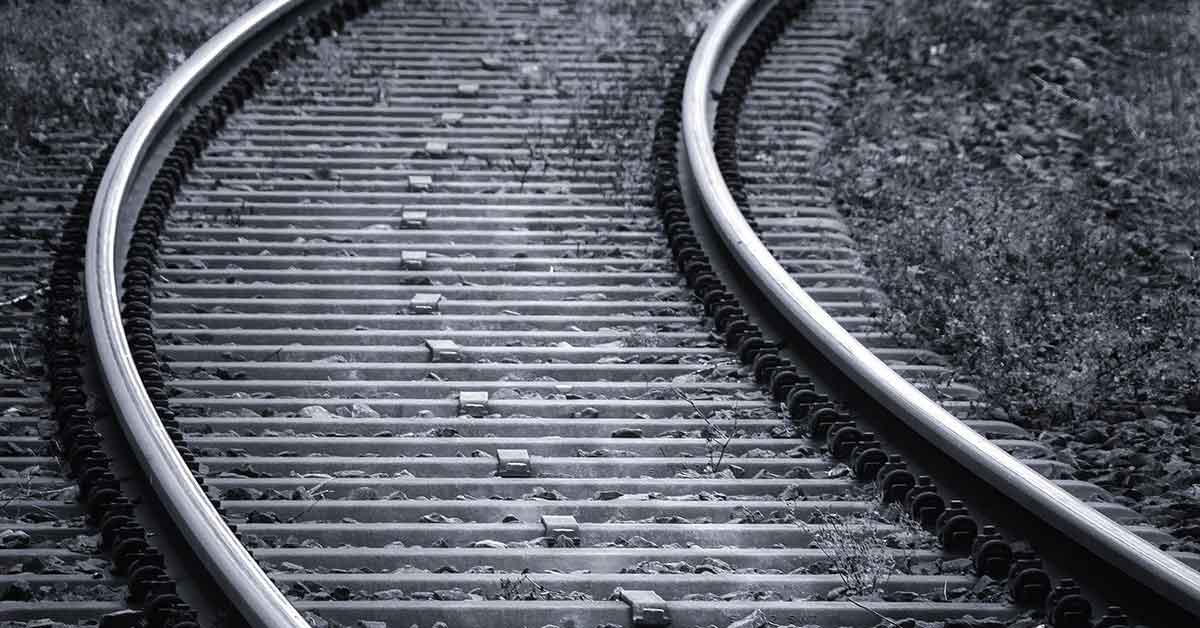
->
[681,0,1200,619]
[84,1,324,627]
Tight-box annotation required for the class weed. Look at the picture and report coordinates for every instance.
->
[507,132,547,193]
[622,330,665,348]
[0,343,33,380]
[792,506,911,597]
[221,203,247,227]
[0,467,73,523]
[496,571,549,601]
[519,0,720,206]
[308,37,373,83]
[283,479,334,523]
[672,387,739,474]
[406,0,499,25]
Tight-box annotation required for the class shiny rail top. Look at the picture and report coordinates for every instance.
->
[680,0,1200,619]
[84,1,320,627]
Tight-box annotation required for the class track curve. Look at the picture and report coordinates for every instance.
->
[78,1,1200,627]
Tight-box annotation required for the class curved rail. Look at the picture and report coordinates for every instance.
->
[681,0,1200,619]
[85,2,321,627]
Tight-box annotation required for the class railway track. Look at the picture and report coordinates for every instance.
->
[0,0,1192,627]
[0,144,134,624]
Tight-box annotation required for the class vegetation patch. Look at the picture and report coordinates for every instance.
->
[0,0,257,167]
[542,0,718,205]
[820,0,1199,535]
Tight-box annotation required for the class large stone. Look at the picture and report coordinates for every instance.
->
[298,405,334,420]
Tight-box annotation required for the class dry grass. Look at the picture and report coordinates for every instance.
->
[0,343,33,380]
[535,0,719,206]
[1101,2,1200,207]
[789,504,922,599]
[803,509,896,596]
